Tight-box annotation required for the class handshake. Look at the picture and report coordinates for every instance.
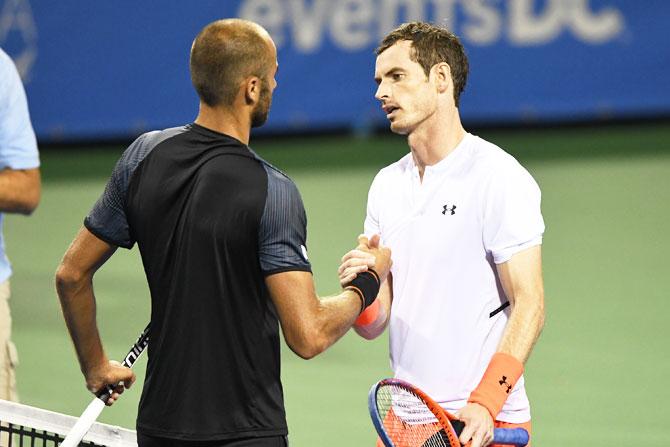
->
[339,234,392,287]
[338,235,392,323]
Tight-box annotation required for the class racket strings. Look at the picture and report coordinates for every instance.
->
[376,384,453,447]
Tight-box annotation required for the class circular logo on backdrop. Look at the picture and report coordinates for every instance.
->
[0,0,38,81]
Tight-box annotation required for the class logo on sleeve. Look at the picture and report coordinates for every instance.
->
[499,376,513,394]
[441,204,457,215]
[300,244,309,261]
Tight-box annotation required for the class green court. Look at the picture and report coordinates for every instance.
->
[6,123,670,446]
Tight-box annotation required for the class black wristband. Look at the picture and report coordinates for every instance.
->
[345,269,380,313]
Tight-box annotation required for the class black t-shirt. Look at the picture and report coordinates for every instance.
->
[85,123,311,441]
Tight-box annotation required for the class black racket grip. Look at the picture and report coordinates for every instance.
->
[94,324,150,401]
[96,386,115,402]
[450,419,465,436]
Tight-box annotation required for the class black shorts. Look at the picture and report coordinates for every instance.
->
[137,433,288,447]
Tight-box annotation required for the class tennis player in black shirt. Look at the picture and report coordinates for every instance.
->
[55,19,391,447]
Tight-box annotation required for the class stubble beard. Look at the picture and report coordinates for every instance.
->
[251,83,272,128]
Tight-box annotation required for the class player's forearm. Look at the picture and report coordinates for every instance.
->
[354,305,388,340]
[467,293,543,420]
[353,278,391,340]
[266,270,362,359]
[55,267,108,376]
[0,168,40,214]
[496,290,545,363]
[494,245,544,363]
[315,267,390,345]
[289,290,361,359]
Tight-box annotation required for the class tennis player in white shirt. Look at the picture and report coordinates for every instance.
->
[339,22,545,447]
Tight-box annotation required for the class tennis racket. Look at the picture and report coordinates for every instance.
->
[60,324,150,447]
[369,378,529,447]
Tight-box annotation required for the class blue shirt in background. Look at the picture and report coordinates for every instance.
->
[0,48,40,282]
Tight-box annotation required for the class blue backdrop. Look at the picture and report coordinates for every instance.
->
[1,0,668,141]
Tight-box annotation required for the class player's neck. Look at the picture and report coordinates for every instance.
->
[195,103,251,145]
[407,109,465,181]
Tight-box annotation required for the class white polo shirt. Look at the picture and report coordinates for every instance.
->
[365,133,544,423]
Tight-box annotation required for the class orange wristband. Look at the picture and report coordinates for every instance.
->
[355,298,380,327]
[468,353,524,419]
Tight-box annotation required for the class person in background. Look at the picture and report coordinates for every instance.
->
[0,47,41,402]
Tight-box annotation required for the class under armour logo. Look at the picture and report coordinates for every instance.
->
[499,376,512,394]
[442,204,457,215]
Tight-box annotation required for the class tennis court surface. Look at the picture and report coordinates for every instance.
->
[5,123,670,446]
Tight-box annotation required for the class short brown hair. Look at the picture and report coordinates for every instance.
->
[377,22,469,107]
[190,19,273,107]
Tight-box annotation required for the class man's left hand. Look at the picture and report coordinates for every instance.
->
[455,402,494,447]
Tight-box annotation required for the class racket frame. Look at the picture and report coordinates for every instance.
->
[369,378,461,447]
[369,378,529,447]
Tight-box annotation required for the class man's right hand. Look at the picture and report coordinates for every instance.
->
[338,234,391,286]
[85,360,136,406]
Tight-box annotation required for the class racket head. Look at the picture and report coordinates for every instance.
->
[369,378,461,447]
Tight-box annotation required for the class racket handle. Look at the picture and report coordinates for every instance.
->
[60,398,106,447]
[493,427,529,446]
[451,420,528,446]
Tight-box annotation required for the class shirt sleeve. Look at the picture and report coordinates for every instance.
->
[0,51,39,170]
[258,166,312,275]
[84,133,153,248]
[482,158,545,264]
